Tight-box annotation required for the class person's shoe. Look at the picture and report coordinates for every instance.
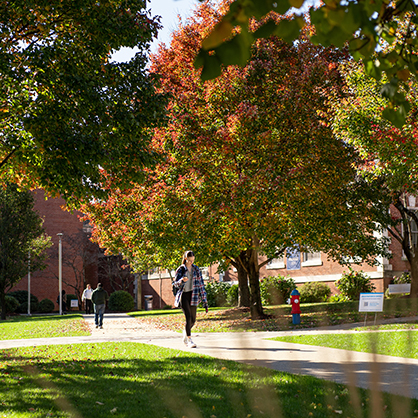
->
[182,330,188,345]
[187,338,196,348]
[95,325,99,328]
[100,326,103,329]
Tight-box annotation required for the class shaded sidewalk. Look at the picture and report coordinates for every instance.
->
[1,313,418,399]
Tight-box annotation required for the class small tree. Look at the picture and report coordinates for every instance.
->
[0,184,51,319]
[98,254,136,292]
[48,230,98,305]
[336,269,376,301]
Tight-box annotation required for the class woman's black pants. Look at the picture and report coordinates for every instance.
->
[181,291,197,337]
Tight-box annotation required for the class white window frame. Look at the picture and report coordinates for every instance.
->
[266,256,285,269]
[301,251,322,267]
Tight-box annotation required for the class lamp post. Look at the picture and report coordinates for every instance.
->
[57,233,63,315]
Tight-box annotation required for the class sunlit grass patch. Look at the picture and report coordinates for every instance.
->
[0,314,90,340]
[1,342,417,417]
[271,328,418,359]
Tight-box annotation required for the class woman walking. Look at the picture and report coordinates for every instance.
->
[173,250,208,348]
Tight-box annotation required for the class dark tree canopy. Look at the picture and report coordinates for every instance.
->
[0,0,167,204]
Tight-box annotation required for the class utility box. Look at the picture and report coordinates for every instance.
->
[144,295,153,311]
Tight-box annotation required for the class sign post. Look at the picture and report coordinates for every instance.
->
[359,293,384,326]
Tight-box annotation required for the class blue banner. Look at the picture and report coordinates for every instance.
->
[286,247,301,270]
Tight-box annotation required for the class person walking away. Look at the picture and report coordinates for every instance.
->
[82,284,93,314]
[173,251,208,348]
[57,290,67,315]
[91,283,109,329]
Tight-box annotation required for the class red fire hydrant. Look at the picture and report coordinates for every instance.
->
[290,289,301,325]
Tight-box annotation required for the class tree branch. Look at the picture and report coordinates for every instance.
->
[0,146,20,170]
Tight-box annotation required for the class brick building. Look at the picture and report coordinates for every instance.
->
[10,190,99,309]
[10,191,414,311]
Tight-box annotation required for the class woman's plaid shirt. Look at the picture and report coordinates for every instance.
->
[173,264,208,308]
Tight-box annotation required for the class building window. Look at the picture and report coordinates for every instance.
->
[201,267,209,279]
[266,256,285,269]
[302,251,322,267]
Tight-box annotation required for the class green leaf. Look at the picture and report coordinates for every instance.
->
[215,33,252,67]
[199,53,223,82]
[253,20,278,40]
[364,59,382,80]
[274,17,303,44]
[382,106,406,129]
[202,20,234,50]
[380,80,398,100]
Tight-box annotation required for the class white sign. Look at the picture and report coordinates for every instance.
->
[388,284,411,294]
[359,293,384,312]
[70,299,79,308]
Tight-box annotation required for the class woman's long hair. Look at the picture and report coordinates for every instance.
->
[182,250,194,265]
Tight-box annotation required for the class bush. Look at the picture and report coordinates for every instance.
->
[108,290,135,312]
[226,284,239,307]
[299,282,331,303]
[260,275,295,306]
[205,281,231,307]
[38,298,55,313]
[335,268,375,300]
[385,272,411,299]
[2,295,19,314]
[8,290,39,313]
[392,272,411,284]
[329,294,350,303]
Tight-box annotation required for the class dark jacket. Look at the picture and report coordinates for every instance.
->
[92,287,109,305]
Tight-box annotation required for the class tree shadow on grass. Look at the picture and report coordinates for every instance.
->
[1,342,417,418]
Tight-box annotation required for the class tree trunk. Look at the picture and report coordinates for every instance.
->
[236,251,250,307]
[238,244,264,319]
[0,292,6,320]
[247,251,264,319]
[409,255,418,299]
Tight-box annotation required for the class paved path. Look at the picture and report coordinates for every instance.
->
[1,313,418,399]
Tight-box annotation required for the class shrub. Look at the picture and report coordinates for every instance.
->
[2,295,19,314]
[299,282,331,303]
[8,290,39,313]
[205,281,231,307]
[385,272,411,299]
[38,298,55,313]
[329,294,350,303]
[335,268,375,300]
[108,290,135,312]
[260,275,295,306]
[392,272,411,284]
[226,284,238,307]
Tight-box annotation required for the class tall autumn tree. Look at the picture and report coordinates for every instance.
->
[0,0,167,203]
[0,184,51,319]
[333,61,418,297]
[83,1,390,318]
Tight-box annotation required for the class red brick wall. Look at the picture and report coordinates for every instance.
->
[10,190,88,306]
[141,278,175,309]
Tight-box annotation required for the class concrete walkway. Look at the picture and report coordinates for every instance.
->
[1,313,418,399]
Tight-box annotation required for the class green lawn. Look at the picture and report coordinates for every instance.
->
[2,309,418,417]
[0,314,90,340]
[1,342,417,418]
[271,329,418,359]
